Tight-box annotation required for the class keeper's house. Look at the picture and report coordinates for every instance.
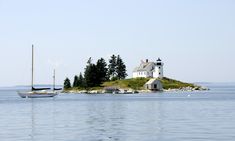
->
[133,58,164,79]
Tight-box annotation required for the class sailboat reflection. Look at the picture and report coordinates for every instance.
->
[29,98,56,141]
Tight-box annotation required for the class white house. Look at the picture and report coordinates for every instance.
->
[133,58,164,79]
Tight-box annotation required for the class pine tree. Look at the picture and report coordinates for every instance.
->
[108,55,117,79]
[73,75,79,87]
[77,72,85,88]
[96,58,108,84]
[116,55,127,80]
[64,77,71,89]
[84,58,98,87]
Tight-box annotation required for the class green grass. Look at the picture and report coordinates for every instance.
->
[65,77,198,92]
[102,78,150,90]
[102,77,197,90]
[160,77,196,89]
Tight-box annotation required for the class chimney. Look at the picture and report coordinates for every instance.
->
[146,59,148,63]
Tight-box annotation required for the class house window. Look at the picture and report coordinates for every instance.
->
[154,84,157,89]
[159,72,161,75]
[159,67,161,69]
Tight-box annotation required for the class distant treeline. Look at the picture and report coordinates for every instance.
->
[64,55,127,89]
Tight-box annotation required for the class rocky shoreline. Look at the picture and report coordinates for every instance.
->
[62,86,209,94]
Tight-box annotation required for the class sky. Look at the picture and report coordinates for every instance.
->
[0,0,235,86]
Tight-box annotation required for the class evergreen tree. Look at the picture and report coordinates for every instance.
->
[84,58,98,87]
[96,58,108,84]
[108,55,117,79]
[77,72,85,88]
[64,77,71,89]
[116,55,127,79]
[73,75,79,87]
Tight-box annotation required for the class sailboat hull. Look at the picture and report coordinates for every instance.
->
[18,91,58,98]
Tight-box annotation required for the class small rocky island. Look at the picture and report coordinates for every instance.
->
[63,56,208,94]
[63,77,207,94]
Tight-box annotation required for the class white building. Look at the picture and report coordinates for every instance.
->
[144,79,163,91]
[133,58,164,79]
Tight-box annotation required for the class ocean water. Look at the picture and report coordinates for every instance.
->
[0,83,235,141]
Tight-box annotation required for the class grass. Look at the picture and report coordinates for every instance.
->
[102,77,150,90]
[102,77,197,90]
[160,77,196,89]
[65,77,198,92]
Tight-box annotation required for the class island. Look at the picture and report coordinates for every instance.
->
[62,55,208,94]
[63,77,207,94]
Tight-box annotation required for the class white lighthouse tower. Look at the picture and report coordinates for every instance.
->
[153,58,164,78]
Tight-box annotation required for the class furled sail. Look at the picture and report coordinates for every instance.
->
[53,88,62,91]
[32,87,51,91]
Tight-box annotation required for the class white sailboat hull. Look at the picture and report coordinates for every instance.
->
[18,91,58,98]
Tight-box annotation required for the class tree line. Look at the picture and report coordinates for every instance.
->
[64,55,127,89]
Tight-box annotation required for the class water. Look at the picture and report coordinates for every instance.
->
[0,83,235,141]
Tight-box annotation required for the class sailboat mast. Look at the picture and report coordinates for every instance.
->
[53,69,55,91]
[31,45,34,91]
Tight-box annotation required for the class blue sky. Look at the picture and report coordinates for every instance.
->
[0,0,235,86]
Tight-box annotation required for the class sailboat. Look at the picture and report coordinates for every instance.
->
[18,45,61,98]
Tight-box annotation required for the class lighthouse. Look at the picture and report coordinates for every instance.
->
[153,58,164,78]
